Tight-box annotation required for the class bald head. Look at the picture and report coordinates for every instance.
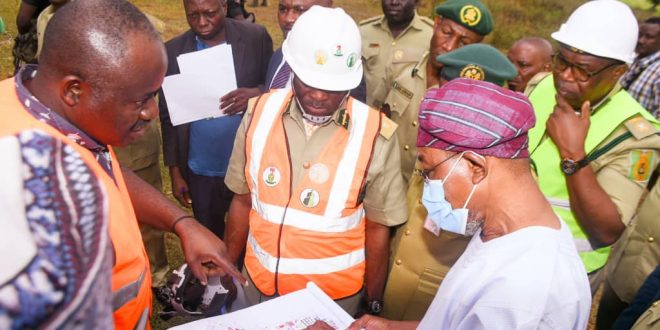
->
[41,0,161,89]
[507,37,552,92]
[31,0,166,147]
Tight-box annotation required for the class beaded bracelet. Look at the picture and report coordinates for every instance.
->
[171,215,195,232]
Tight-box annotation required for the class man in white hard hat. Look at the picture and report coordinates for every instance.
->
[223,6,407,315]
[527,0,660,293]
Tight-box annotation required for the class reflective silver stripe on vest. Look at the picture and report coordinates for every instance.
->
[547,197,571,210]
[133,307,150,330]
[574,238,595,253]
[112,267,146,311]
[248,233,365,275]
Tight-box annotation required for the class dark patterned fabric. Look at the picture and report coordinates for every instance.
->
[0,130,113,329]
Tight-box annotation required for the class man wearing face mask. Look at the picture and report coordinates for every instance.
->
[223,6,407,316]
[340,78,591,330]
[382,43,518,320]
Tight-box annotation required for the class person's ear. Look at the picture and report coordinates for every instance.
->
[543,61,552,72]
[61,75,84,107]
[434,16,443,29]
[611,64,627,80]
[463,151,488,185]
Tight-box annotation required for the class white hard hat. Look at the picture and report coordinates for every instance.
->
[551,0,638,63]
[282,6,363,91]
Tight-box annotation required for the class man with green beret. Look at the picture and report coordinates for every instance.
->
[382,42,517,321]
[363,0,492,187]
[435,43,518,86]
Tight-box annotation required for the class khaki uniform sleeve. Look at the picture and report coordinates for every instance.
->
[363,132,408,226]
[591,125,660,226]
[224,101,256,195]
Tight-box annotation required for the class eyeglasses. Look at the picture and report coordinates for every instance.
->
[552,53,621,82]
[415,153,459,182]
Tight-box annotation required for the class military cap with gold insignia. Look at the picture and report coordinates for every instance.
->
[436,44,517,86]
[435,0,493,36]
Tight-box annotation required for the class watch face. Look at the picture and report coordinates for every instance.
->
[561,159,577,175]
[368,300,383,314]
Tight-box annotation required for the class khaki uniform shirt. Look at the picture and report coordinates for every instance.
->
[381,164,470,321]
[605,170,660,303]
[225,97,408,227]
[360,13,433,184]
[360,12,433,109]
[632,299,660,330]
[587,119,660,227]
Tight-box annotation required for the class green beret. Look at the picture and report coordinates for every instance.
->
[436,44,517,86]
[435,0,493,36]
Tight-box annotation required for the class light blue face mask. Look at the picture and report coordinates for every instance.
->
[421,152,481,236]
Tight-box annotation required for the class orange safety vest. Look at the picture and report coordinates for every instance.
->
[243,89,381,300]
[0,78,152,329]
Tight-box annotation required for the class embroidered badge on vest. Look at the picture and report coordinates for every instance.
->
[263,166,281,187]
[308,163,330,184]
[300,188,320,208]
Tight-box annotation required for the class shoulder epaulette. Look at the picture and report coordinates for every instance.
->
[380,114,398,140]
[419,16,434,27]
[624,115,659,140]
[246,96,259,115]
[359,15,383,26]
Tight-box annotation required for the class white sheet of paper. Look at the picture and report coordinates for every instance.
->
[170,282,355,330]
[177,44,238,89]
[162,74,226,126]
[162,44,238,126]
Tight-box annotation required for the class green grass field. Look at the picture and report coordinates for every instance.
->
[0,0,657,328]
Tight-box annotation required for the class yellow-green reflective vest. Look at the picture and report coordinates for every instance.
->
[528,75,658,273]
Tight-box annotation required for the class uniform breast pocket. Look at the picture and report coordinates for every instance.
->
[402,267,448,320]
[362,46,381,71]
[384,81,413,116]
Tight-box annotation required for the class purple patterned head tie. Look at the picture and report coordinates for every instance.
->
[417,78,536,159]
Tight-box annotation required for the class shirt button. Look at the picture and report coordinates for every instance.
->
[392,102,397,108]
[303,162,311,169]
[412,121,418,127]
[395,259,402,265]
[405,229,411,236]
[648,237,655,243]
[404,145,409,151]
[653,300,659,307]
[392,41,396,46]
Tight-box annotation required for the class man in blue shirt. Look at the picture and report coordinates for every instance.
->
[159,0,273,239]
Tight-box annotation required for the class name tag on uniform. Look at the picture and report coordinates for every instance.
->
[392,81,413,100]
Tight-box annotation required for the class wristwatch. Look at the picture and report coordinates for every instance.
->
[560,157,590,176]
[366,300,383,315]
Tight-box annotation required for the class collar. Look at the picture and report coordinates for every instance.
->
[286,96,351,130]
[376,11,426,34]
[590,83,622,112]
[14,65,107,153]
[635,51,660,68]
